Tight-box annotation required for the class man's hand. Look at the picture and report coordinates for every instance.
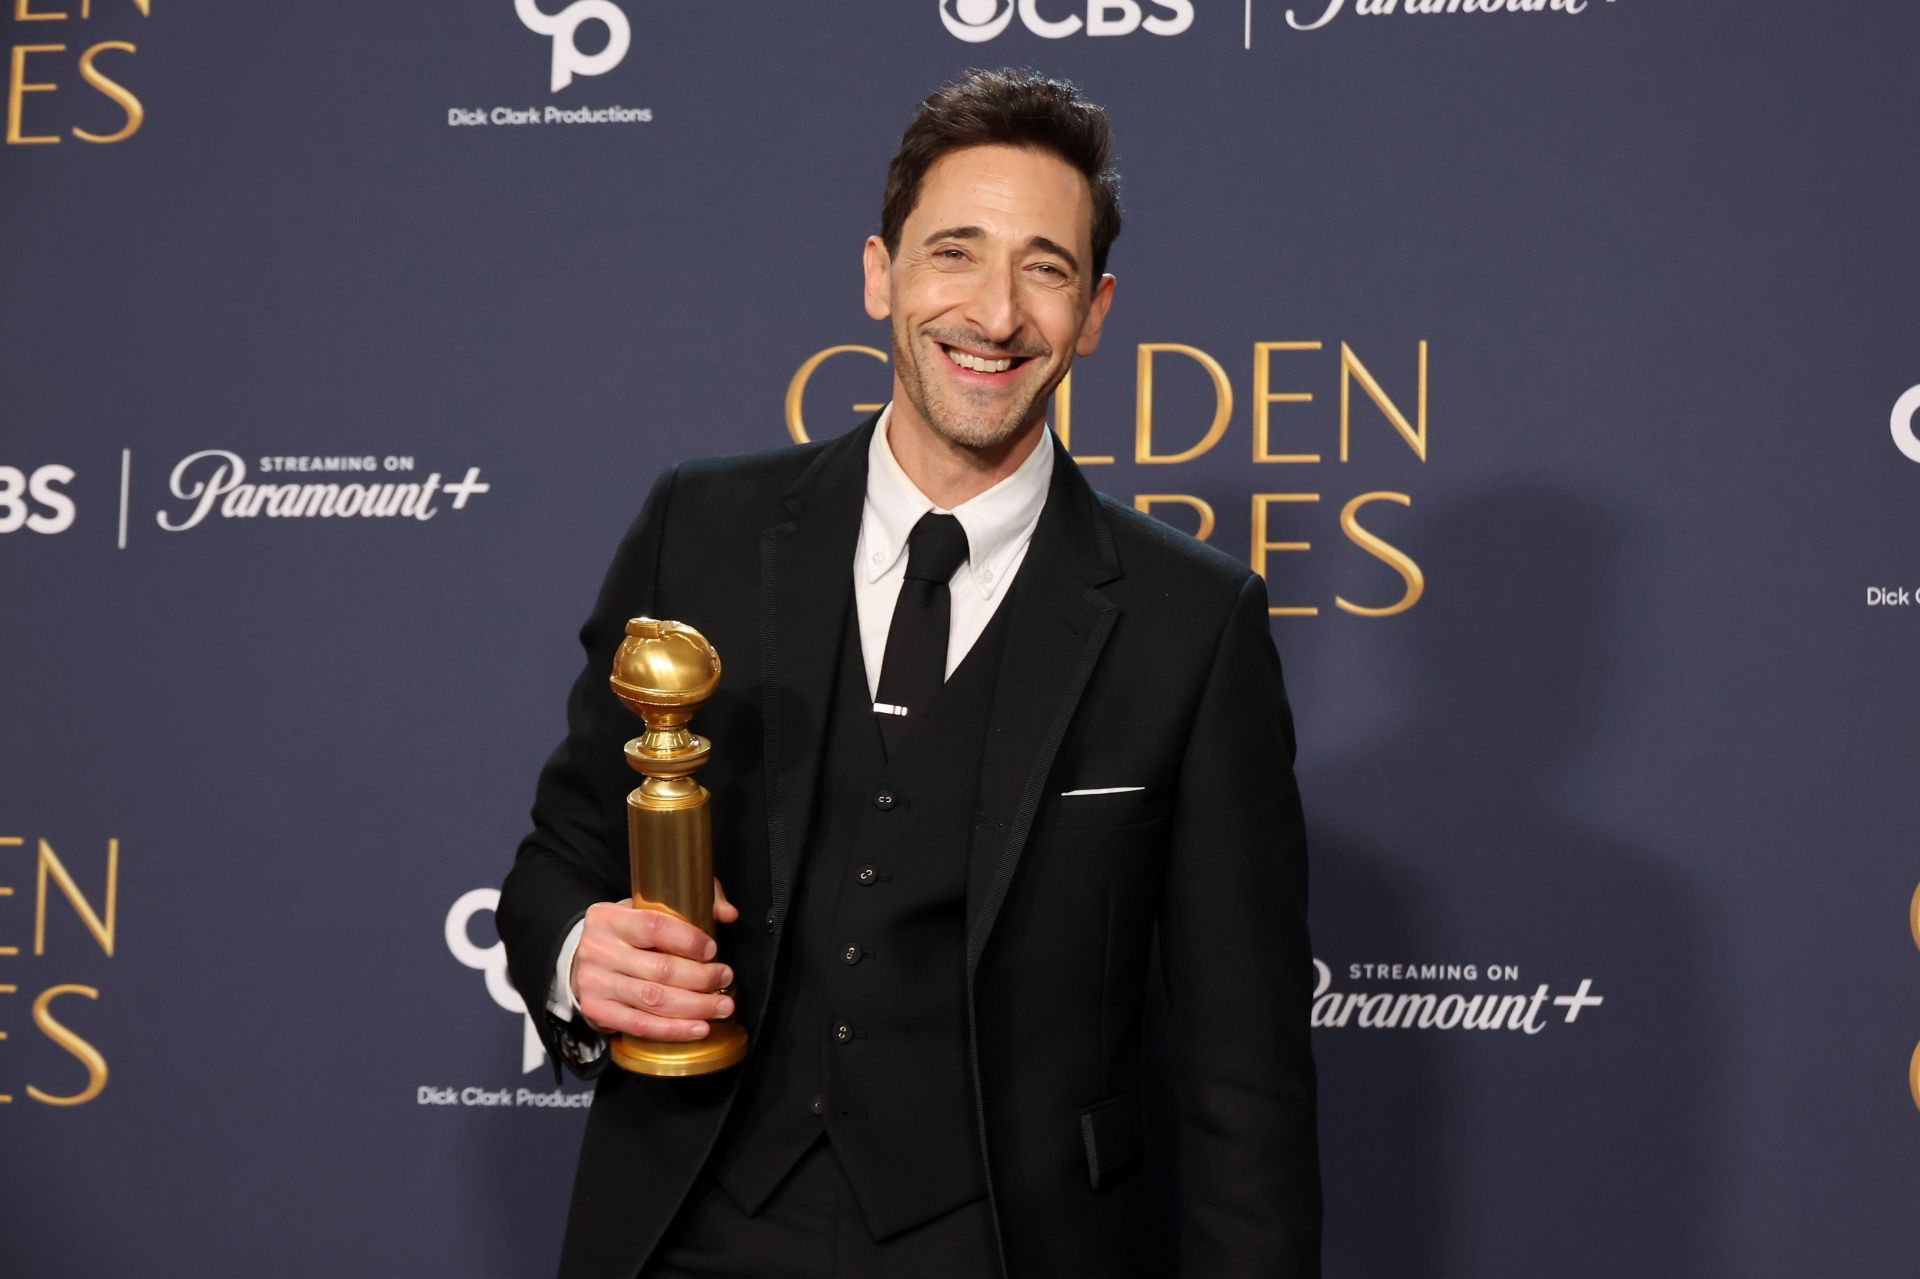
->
[570,879,740,1040]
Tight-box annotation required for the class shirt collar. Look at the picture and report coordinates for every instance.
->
[861,402,1054,600]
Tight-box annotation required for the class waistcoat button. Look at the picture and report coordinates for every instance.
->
[841,944,861,965]
[873,788,896,811]
[833,1022,854,1043]
[856,864,877,884]
[809,1094,825,1115]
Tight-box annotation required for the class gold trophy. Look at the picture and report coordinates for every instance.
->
[605,617,748,1076]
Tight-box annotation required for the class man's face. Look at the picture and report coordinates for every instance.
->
[864,144,1115,451]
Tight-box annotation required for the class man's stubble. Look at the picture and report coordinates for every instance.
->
[889,318,1063,454]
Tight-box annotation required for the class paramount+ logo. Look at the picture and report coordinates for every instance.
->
[940,0,1195,41]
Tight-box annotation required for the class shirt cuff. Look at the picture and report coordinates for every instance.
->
[549,918,588,1022]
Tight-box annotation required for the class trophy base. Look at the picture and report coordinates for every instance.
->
[609,1021,748,1076]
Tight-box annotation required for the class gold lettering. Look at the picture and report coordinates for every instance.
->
[80,0,156,15]
[73,40,140,144]
[35,837,117,957]
[1134,494,1215,541]
[14,0,68,19]
[1252,493,1320,617]
[1252,342,1323,463]
[1136,343,1232,464]
[784,345,886,444]
[0,982,11,1103]
[1053,371,1112,464]
[1335,492,1424,617]
[27,984,108,1106]
[1340,341,1428,462]
[7,44,65,146]
[0,836,18,957]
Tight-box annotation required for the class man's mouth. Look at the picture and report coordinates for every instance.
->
[938,342,1034,379]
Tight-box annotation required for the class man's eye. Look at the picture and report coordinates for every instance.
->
[937,248,968,261]
[1033,263,1067,279]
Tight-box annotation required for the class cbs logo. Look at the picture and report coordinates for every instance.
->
[0,464,76,535]
[940,0,1195,42]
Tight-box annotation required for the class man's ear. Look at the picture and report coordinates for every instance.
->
[862,236,893,321]
[1075,273,1117,358]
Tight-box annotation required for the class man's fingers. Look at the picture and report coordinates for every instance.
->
[713,877,739,924]
[574,901,737,1039]
[578,998,714,1042]
[578,970,735,1023]
[595,902,717,960]
[583,940,731,995]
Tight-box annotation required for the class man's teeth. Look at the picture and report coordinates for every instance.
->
[946,347,1014,374]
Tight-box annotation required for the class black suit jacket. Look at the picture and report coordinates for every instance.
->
[499,416,1321,1278]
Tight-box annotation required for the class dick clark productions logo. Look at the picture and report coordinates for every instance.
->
[1893,384,1920,465]
[515,0,631,92]
[446,888,547,1074]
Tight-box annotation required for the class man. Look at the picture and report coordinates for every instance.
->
[499,69,1320,1278]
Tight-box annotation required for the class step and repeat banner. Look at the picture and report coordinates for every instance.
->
[4,2,1917,1276]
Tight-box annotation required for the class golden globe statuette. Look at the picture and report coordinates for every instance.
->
[606,618,747,1076]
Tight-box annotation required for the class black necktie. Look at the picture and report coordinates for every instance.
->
[874,512,969,739]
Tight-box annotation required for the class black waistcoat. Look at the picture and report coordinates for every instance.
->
[711,594,1009,1240]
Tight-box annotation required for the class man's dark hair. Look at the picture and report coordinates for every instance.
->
[881,68,1122,281]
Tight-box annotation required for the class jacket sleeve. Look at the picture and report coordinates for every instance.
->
[498,465,679,1082]
[1160,570,1323,1276]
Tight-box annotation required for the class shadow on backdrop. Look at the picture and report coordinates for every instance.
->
[1140,481,1717,1278]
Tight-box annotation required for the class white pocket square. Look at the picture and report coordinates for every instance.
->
[1059,786,1146,796]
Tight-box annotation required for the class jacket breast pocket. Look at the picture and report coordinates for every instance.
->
[1045,788,1169,831]
[1078,1090,1145,1192]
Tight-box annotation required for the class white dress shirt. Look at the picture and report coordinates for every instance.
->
[547,404,1054,1048]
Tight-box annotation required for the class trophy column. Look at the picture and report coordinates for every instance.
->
[606,618,748,1076]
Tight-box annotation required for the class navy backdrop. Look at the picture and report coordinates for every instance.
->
[5,2,1919,1275]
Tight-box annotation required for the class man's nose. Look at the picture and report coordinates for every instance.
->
[960,261,1022,347]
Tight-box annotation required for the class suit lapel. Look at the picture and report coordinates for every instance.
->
[759,418,872,921]
[965,440,1120,976]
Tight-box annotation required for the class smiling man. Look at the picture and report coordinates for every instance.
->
[499,68,1321,1278]
[865,134,1113,496]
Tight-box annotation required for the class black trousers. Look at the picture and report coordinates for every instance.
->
[645,1135,1000,1278]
